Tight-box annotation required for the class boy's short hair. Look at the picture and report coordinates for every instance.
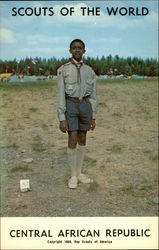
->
[70,39,85,49]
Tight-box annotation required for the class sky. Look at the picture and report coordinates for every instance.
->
[0,0,158,61]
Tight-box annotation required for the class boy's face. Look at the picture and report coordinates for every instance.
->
[70,42,85,62]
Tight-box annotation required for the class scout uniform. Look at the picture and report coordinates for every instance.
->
[57,58,97,188]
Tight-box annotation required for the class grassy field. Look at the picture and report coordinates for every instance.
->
[0,78,158,216]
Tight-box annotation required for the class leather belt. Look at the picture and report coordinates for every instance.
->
[66,95,90,102]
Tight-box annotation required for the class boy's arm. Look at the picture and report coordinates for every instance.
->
[57,67,66,122]
[89,70,98,120]
[57,67,68,132]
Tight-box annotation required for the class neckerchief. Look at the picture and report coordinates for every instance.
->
[69,58,82,83]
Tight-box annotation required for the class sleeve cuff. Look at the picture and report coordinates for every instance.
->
[59,114,66,121]
[92,113,96,119]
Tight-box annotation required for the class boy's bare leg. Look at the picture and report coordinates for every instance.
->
[68,131,78,148]
[77,131,87,146]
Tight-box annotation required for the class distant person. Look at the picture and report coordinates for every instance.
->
[57,39,97,189]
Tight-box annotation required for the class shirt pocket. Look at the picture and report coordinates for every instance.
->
[64,65,78,84]
[64,73,77,95]
[64,73,76,84]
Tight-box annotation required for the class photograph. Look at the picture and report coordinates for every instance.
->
[0,0,158,249]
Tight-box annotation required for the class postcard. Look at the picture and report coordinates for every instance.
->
[0,0,158,249]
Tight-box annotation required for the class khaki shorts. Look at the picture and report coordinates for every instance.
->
[66,97,92,132]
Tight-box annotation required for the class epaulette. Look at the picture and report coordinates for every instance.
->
[56,61,70,73]
[57,61,72,76]
[83,62,91,68]
[63,61,71,67]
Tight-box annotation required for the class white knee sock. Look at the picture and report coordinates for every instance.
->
[76,145,86,177]
[67,147,77,177]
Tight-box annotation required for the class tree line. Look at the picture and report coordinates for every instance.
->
[0,55,158,76]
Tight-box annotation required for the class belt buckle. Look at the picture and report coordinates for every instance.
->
[79,96,83,101]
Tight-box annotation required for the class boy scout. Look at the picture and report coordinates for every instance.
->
[57,39,97,189]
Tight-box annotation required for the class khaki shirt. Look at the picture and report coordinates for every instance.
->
[57,60,97,121]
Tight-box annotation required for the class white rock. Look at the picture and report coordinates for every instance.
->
[20,179,31,192]
[23,158,33,163]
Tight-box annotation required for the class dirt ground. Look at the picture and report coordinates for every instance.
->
[0,78,158,217]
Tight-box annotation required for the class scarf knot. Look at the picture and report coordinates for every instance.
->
[69,58,82,83]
